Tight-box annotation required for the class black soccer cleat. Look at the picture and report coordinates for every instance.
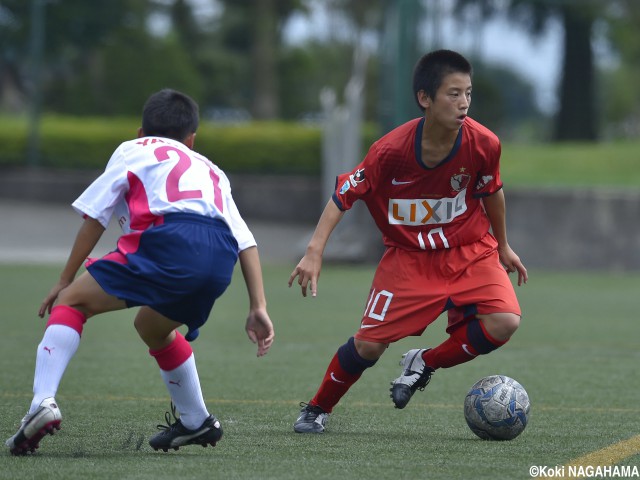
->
[149,403,223,452]
[293,402,329,433]
[390,349,434,409]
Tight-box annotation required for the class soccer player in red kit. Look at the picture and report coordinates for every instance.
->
[289,49,527,433]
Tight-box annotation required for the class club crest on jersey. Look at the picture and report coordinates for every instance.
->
[450,173,470,192]
[349,168,366,187]
[475,175,494,190]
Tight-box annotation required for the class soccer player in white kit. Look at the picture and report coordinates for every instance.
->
[6,89,275,454]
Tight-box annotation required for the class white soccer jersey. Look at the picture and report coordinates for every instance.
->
[72,136,256,251]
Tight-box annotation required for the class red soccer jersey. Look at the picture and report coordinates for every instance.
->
[333,116,503,251]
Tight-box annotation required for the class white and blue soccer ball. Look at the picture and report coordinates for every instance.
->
[464,374,530,440]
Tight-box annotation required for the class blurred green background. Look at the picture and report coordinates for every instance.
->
[1,0,640,172]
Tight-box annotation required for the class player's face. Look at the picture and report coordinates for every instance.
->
[427,72,472,131]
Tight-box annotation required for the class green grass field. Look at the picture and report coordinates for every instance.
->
[1,264,639,479]
[502,140,640,188]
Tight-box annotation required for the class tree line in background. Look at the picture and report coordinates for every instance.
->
[0,0,638,141]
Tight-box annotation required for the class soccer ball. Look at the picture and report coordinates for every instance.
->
[463,375,530,440]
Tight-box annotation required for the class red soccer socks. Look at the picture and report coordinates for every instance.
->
[310,337,377,413]
[423,318,507,370]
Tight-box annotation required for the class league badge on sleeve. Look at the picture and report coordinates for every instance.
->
[475,175,494,191]
[349,168,366,188]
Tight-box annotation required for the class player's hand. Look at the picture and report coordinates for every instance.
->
[498,245,528,286]
[288,252,322,297]
[39,280,72,318]
[245,308,275,357]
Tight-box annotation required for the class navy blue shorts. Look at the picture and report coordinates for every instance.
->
[87,213,239,341]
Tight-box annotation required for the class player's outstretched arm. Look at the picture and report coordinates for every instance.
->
[288,199,345,297]
[39,216,106,317]
[239,246,275,357]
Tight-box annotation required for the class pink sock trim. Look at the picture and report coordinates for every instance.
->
[149,332,193,371]
[46,305,87,336]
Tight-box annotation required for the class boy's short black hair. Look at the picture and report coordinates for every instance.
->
[141,89,199,141]
[412,50,473,111]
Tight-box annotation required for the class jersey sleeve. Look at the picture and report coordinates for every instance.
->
[225,192,257,251]
[472,137,503,198]
[331,144,379,211]
[212,167,256,251]
[72,145,130,228]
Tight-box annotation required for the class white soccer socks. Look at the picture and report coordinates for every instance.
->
[150,332,209,430]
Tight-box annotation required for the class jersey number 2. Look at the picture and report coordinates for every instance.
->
[154,145,223,213]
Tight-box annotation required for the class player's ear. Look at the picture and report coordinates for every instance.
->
[417,90,431,110]
[137,127,145,138]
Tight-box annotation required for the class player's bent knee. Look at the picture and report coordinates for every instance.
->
[134,310,180,349]
[501,313,521,336]
[56,276,125,318]
[479,313,520,341]
[133,316,158,343]
[353,338,388,361]
[134,318,167,348]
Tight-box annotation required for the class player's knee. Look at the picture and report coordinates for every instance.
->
[56,291,93,319]
[501,313,521,336]
[480,313,520,341]
[133,316,173,349]
[353,338,388,361]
